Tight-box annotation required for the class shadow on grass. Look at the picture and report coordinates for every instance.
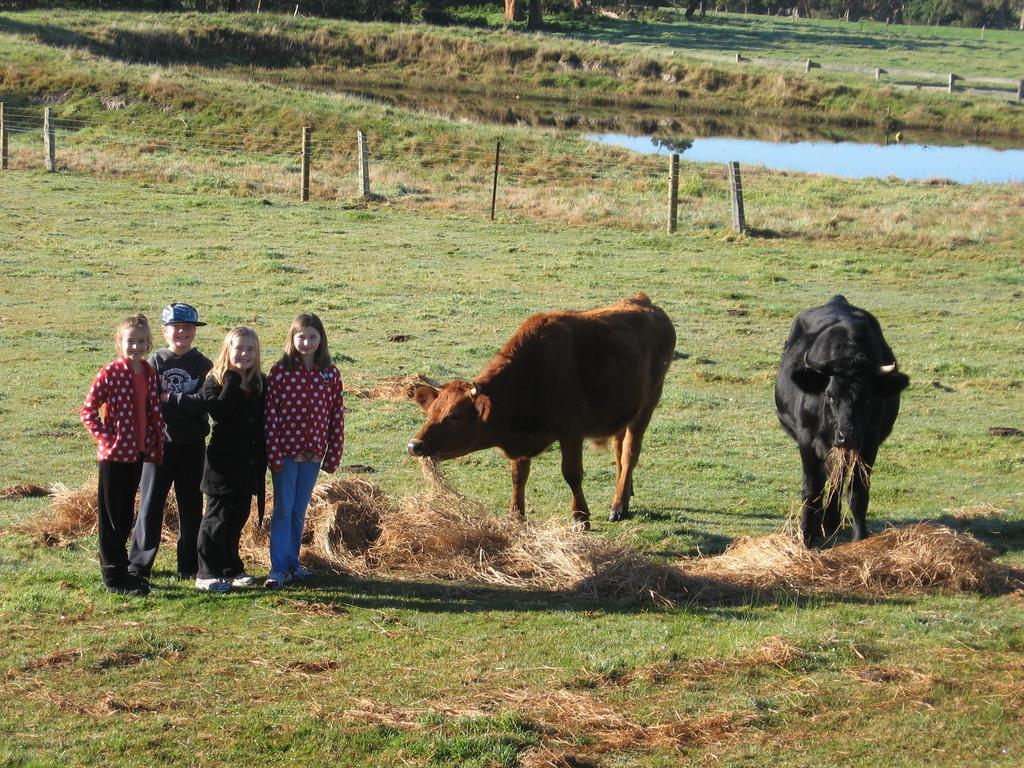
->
[218,568,905,617]
[545,15,964,59]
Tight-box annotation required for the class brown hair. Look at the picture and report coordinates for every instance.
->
[279,312,332,370]
[210,326,263,394]
[114,313,152,356]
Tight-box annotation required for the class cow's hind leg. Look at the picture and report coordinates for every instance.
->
[509,458,530,521]
[610,409,654,522]
[560,438,590,529]
[611,428,629,503]
[798,444,826,547]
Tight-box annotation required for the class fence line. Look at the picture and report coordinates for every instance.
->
[2,106,968,235]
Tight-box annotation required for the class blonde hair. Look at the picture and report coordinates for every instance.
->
[210,326,263,394]
[114,313,152,356]
[279,312,332,370]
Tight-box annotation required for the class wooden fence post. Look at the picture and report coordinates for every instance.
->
[667,153,679,234]
[490,139,501,221]
[300,126,311,202]
[1018,80,1023,101]
[805,58,813,73]
[0,103,7,171]
[43,107,55,172]
[874,67,882,81]
[357,130,370,199]
[728,161,746,234]
[948,73,958,93]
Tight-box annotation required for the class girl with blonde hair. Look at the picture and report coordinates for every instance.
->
[195,327,267,593]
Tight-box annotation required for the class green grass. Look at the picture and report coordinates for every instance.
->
[1,168,1022,766]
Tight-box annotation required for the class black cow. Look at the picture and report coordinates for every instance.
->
[775,295,909,545]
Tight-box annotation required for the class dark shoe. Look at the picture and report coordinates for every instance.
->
[127,575,151,596]
[176,571,197,581]
[106,575,149,597]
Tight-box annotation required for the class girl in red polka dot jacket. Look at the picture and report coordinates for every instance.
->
[81,314,166,597]
[263,312,345,588]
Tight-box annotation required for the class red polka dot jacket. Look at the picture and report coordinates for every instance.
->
[81,357,166,464]
[264,361,345,474]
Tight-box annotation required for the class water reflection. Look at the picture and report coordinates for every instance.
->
[589,133,1024,184]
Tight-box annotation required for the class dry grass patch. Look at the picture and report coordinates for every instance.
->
[946,502,1008,520]
[343,686,747,758]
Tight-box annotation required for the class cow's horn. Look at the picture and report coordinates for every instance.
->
[469,384,478,398]
[802,353,824,372]
[879,362,897,374]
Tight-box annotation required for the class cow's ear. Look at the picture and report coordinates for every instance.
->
[473,393,491,422]
[874,371,909,398]
[791,367,830,395]
[412,384,439,412]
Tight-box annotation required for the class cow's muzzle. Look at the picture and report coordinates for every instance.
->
[407,439,426,457]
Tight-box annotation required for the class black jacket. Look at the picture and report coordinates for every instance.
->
[150,348,214,443]
[200,371,267,504]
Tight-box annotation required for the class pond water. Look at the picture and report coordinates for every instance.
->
[587,133,1024,184]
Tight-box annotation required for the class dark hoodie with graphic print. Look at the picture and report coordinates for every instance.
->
[149,347,213,444]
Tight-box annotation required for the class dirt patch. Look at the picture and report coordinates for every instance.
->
[346,373,437,400]
[0,483,50,499]
[24,649,82,670]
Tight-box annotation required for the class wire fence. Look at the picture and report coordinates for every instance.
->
[1,104,1009,244]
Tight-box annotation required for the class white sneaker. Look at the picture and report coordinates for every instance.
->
[264,571,287,589]
[195,577,231,593]
[230,573,257,588]
[291,565,315,580]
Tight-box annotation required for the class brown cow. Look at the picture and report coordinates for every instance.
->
[407,294,676,527]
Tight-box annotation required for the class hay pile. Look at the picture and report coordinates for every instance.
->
[25,482,182,547]
[688,523,1013,596]
[25,468,1018,603]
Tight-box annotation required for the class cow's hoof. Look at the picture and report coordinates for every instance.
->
[608,506,626,522]
[570,519,591,533]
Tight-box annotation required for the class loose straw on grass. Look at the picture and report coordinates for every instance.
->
[28,467,1019,603]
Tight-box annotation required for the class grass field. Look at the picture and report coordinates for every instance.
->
[1,166,1022,766]
[1,8,1023,767]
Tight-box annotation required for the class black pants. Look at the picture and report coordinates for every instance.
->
[129,441,205,578]
[97,459,144,587]
[197,492,252,580]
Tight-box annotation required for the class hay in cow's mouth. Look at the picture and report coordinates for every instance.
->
[27,472,1020,603]
[824,446,871,514]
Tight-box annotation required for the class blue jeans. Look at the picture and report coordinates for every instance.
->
[269,459,320,575]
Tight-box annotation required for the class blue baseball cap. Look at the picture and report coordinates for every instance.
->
[161,302,206,326]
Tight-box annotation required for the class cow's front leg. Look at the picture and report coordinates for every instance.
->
[798,444,826,547]
[509,458,530,521]
[847,446,877,542]
[560,439,590,529]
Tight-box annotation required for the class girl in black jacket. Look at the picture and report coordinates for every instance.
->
[195,327,267,593]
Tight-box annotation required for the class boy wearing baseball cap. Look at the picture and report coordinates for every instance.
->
[128,302,213,585]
